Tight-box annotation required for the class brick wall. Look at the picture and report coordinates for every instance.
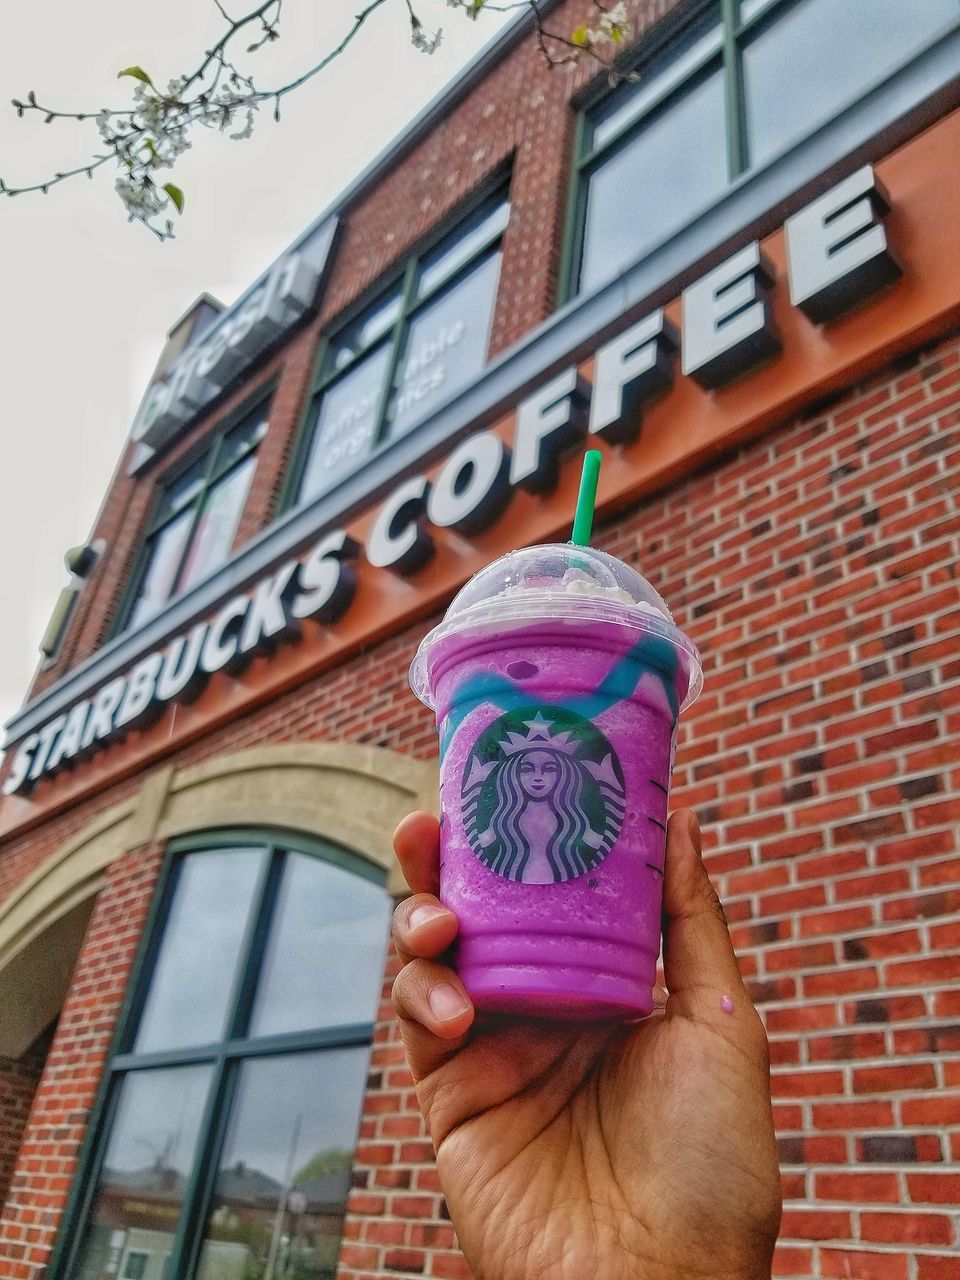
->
[3,323,955,1278]
[0,1032,50,1211]
[0,845,163,1279]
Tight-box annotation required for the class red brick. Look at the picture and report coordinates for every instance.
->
[934,990,960,1017]
[844,929,922,960]
[804,966,879,998]
[834,869,911,902]
[779,1208,851,1240]
[796,848,868,882]
[819,1250,909,1280]
[429,1255,475,1279]
[407,1224,457,1249]
[884,887,960,922]
[391,1196,439,1220]
[772,1245,814,1278]
[384,1248,427,1273]
[766,1003,838,1033]
[842,993,927,1025]
[812,1101,896,1130]
[766,941,837,973]
[860,1212,955,1245]
[759,884,827,915]
[853,1063,937,1094]
[906,1173,960,1204]
[808,1031,886,1062]
[917,1258,960,1280]
[798,905,874,937]
[885,955,960,986]
[815,1172,900,1203]
[771,1070,844,1098]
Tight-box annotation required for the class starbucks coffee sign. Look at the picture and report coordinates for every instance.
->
[4,166,901,794]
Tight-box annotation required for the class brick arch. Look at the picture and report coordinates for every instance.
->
[0,743,436,1057]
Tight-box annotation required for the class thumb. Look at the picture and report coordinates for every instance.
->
[661,809,746,1006]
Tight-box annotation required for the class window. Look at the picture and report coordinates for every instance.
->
[569,0,960,296]
[294,189,509,505]
[120,402,269,633]
[56,835,391,1280]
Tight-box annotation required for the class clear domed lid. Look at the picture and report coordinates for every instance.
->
[446,543,675,620]
[410,543,702,711]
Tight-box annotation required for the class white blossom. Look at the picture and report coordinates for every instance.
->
[229,105,258,141]
[115,174,165,222]
[411,22,443,54]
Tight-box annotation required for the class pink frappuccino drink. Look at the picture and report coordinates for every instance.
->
[410,544,702,1020]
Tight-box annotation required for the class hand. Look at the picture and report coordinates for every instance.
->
[391,809,781,1280]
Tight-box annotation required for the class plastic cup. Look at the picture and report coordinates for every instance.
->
[409,544,702,1020]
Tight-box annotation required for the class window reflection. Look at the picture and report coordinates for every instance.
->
[134,849,265,1055]
[249,853,391,1038]
[123,406,266,633]
[743,0,959,167]
[388,251,501,439]
[296,344,393,502]
[196,1049,371,1280]
[72,1065,212,1280]
[176,454,258,595]
[580,68,726,295]
[127,511,195,631]
[417,199,510,298]
[328,289,403,372]
[589,18,722,150]
[296,191,509,506]
[574,0,960,296]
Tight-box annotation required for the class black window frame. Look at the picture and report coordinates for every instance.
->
[283,175,511,512]
[47,828,390,1280]
[561,0,960,301]
[112,388,273,639]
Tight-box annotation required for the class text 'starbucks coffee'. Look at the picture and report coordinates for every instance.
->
[410,532,703,1020]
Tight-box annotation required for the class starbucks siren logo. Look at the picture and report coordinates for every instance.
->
[461,707,626,884]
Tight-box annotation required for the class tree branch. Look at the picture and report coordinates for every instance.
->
[3,0,634,238]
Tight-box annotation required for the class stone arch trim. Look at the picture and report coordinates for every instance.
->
[0,743,437,1056]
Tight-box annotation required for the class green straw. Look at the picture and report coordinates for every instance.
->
[571,449,602,546]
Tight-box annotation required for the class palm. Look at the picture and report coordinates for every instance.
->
[422,1000,777,1280]
[392,810,781,1280]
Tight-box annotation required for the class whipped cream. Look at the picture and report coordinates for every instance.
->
[490,567,670,620]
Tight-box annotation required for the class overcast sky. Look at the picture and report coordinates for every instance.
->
[0,0,513,738]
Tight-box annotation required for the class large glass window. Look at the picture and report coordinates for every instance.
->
[120,401,269,633]
[56,836,391,1280]
[571,0,960,296]
[294,190,509,504]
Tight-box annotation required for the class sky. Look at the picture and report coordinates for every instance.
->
[0,0,515,738]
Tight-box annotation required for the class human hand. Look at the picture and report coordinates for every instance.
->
[391,808,781,1280]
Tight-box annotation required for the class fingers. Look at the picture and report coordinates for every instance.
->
[392,813,474,1080]
[393,958,475,1081]
[661,809,746,1005]
[393,892,459,966]
[393,811,441,896]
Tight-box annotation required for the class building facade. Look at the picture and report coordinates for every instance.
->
[1,1,959,1276]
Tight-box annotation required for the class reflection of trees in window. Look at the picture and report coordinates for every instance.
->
[55,837,391,1280]
[569,0,960,297]
[119,401,269,635]
[294,187,509,505]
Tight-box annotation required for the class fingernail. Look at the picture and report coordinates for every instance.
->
[429,983,469,1021]
[409,903,448,932]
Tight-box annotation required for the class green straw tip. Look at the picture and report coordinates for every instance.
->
[571,449,603,547]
